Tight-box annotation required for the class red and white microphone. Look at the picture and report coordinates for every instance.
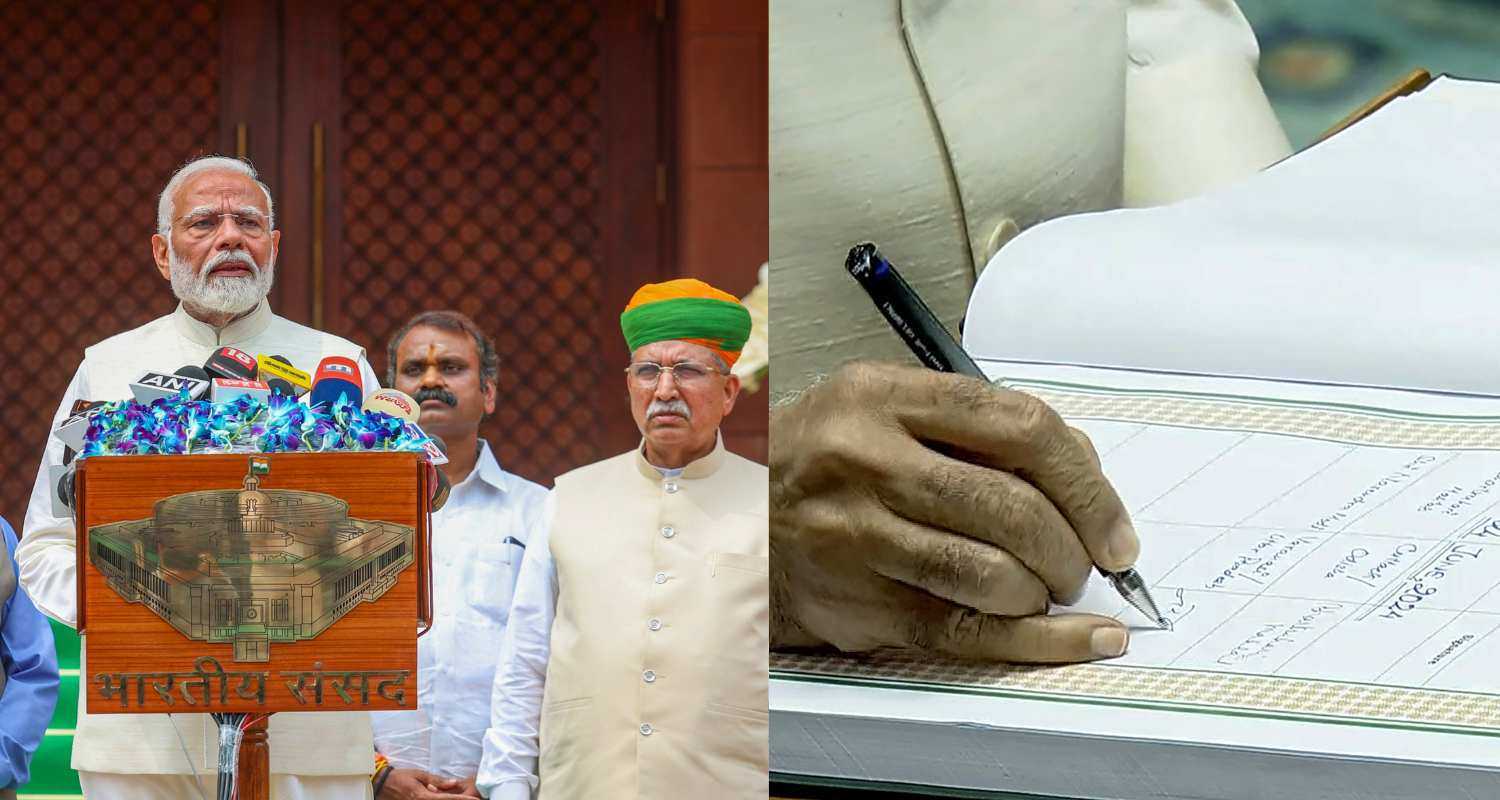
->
[204,346,259,381]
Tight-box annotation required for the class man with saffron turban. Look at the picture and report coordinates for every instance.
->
[475,279,767,799]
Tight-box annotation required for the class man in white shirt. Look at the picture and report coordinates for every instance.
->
[476,278,767,800]
[371,311,548,799]
[17,156,382,799]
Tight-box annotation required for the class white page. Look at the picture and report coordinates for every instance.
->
[962,76,1500,396]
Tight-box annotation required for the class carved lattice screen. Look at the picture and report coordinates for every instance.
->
[339,0,608,485]
[0,0,221,531]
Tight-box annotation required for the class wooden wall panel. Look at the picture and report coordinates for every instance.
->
[0,0,222,532]
[673,0,768,463]
[334,0,637,485]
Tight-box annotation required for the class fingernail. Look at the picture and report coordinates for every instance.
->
[1105,517,1140,570]
[1091,626,1129,658]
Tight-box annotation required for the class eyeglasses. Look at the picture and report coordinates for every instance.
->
[177,211,271,240]
[624,361,725,387]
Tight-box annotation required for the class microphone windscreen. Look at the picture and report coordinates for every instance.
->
[266,377,295,397]
[309,356,363,409]
[204,346,258,381]
[363,388,420,423]
[174,365,212,382]
[257,354,311,396]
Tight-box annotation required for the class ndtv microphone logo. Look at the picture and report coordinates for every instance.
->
[323,363,355,376]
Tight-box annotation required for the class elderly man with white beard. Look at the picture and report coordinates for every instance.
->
[16,155,382,799]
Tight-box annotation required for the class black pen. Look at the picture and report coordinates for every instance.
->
[844,242,1168,630]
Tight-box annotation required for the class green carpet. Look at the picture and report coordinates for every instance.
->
[19,619,80,799]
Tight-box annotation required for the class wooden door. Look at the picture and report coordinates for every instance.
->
[273,0,668,485]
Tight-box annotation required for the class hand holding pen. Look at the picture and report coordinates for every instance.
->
[769,246,1160,663]
[844,242,1166,631]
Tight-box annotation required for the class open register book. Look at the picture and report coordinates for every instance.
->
[771,76,1500,797]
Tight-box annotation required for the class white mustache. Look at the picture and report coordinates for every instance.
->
[647,399,691,420]
[168,241,274,315]
[203,249,259,277]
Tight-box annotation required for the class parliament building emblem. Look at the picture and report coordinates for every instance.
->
[88,460,414,662]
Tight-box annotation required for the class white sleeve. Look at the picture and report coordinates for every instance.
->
[1123,0,1291,205]
[17,364,88,627]
[356,352,382,395]
[476,492,557,800]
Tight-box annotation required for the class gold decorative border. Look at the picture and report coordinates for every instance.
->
[771,650,1500,731]
[775,384,1500,732]
[1020,382,1500,450]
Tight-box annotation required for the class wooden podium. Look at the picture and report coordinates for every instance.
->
[74,451,434,799]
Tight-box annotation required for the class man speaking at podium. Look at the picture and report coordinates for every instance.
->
[477,279,768,799]
[16,156,381,799]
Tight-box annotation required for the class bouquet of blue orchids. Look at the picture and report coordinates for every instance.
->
[78,392,435,458]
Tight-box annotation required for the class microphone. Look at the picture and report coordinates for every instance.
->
[363,388,420,423]
[52,400,104,452]
[49,463,76,517]
[428,435,451,512]
[204,346,258,381]
[210,378,272,405]
[130,369,210,403]
[257,354,311,398]
[309,356,363,409]
[57,463,77,510]
[175,365,213,384]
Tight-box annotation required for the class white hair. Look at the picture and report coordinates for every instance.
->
[156,156,275,235]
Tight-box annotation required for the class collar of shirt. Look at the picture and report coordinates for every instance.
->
[452,439,511,497]
[632,431,725,481]
[171,299,274,347]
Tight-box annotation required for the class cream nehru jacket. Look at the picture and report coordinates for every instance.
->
[540,439,768,799]
[770,0,1290,397]
[18,300,379,776]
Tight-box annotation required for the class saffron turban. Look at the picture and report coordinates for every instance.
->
[620,278,752,368]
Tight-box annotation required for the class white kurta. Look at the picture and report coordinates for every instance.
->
[476,438,768,800]
[370,440,549,780]
[16,300,382,792]
[770,0,1292,397]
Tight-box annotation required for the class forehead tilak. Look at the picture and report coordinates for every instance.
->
[400,327,477,364]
